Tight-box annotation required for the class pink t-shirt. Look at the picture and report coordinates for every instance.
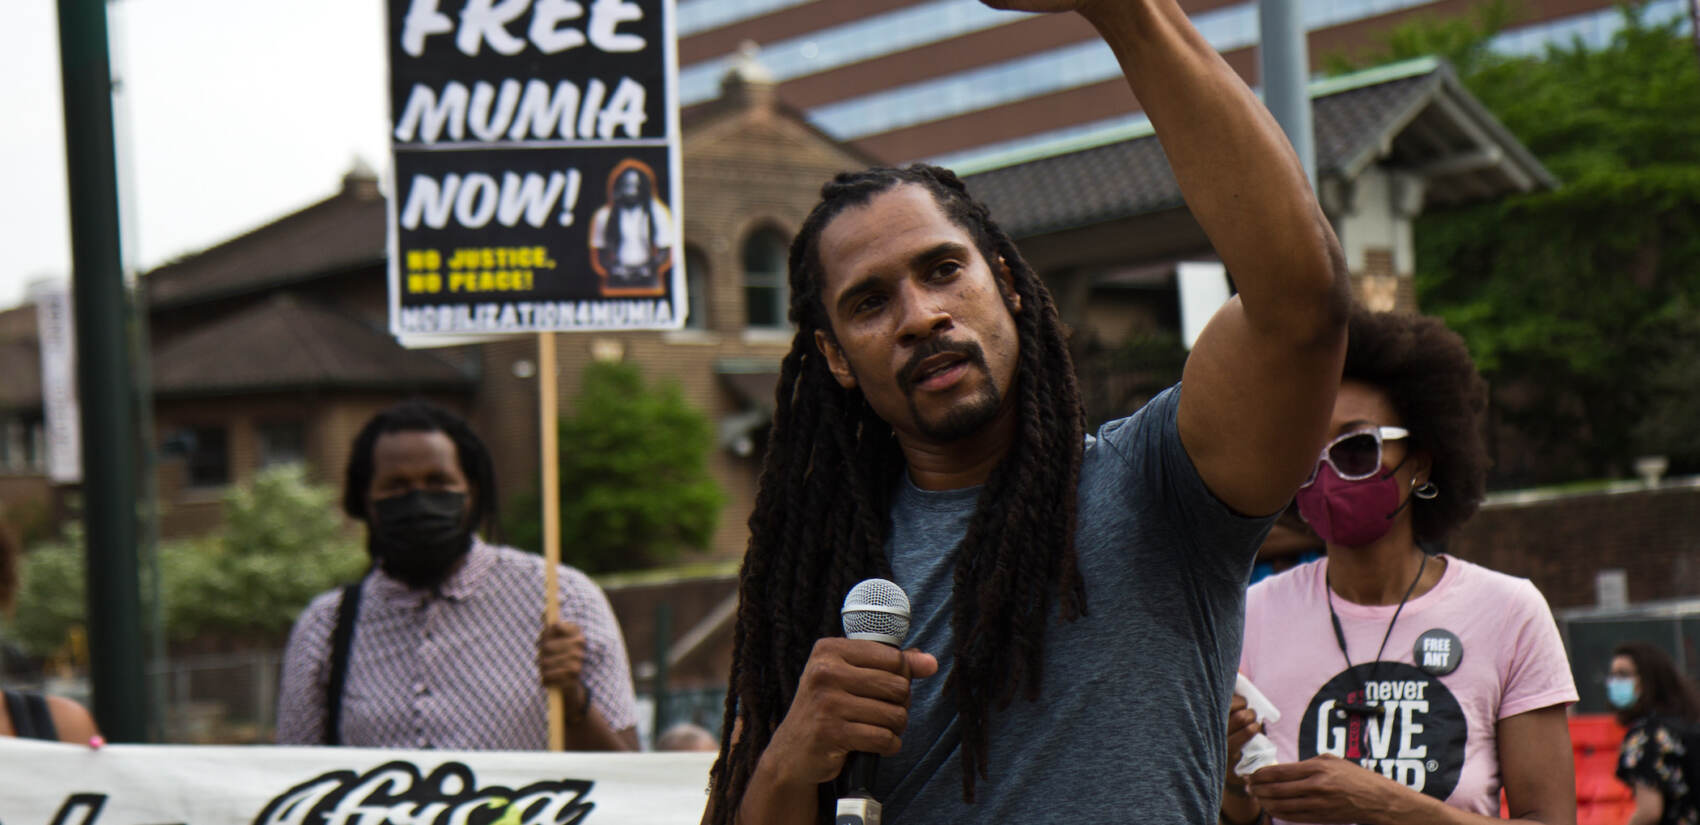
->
[1241,555,1577,822]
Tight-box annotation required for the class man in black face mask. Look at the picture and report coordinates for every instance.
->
[276,401,640,751]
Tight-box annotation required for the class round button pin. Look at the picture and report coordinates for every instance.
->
[1414,628,1463,676]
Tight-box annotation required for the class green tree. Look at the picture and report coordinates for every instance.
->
[3,464,366,656]
[164,463,367,641]
[1337,5,1700,482]
[5,527,89,658]
[505,361,726,573]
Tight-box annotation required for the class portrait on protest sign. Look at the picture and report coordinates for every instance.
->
[588,158,674,296]
[384,0,685,336]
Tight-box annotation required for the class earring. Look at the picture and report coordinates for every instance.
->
[1413,479,1439,500]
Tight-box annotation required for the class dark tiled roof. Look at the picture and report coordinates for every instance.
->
[0,340,42,408]
[1313,72,1439,178]
[971,128,1188,241]
[956,54,1568,241]
[145,175,387,310]
[966,70,1438,238]
[150,293,474,397]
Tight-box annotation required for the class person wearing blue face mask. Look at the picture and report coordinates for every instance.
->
[1611,642,1700,825]
[276,401,638,751]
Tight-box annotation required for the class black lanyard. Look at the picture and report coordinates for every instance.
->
[1326,552,1428,713]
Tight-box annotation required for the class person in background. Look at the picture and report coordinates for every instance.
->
[276,401,638,750]
[656,721,719,752]
[1226,307,1577,825]
[0,513,99,744]
[1250,504,1325,585]
[1611,641,1700,825]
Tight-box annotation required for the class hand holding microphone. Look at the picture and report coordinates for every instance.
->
[756,579,935,822]
[836,579,919,825]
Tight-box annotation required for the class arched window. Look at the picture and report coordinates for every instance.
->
[743,228,789,330]
[684,245,711,330]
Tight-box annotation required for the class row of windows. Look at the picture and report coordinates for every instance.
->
[0,416,46,474]
[689,0,1676,151]
[810,38,1118,140]
[678,0,817,37]
[163,420,305,489]
[681,0,1466,140]
[680,0,1022,106]
[1,416,307,486]
[805,0,1489,143]
[928,0,1690,172]
[1490,0,1690,56]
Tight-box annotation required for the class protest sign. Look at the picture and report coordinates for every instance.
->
[385,0,685,336]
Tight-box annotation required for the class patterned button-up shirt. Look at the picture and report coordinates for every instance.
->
[276,540,637,749]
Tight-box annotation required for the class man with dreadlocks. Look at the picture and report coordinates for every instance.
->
[705,0,1352,822]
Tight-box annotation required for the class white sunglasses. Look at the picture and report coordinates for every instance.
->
[1301,426,1409,487]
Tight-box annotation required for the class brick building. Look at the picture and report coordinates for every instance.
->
[0,306,53,538]
[673,0,1690,167]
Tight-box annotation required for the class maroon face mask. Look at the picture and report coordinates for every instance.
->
[1294,463,1404,547]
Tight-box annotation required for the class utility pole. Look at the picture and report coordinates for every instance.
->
[57,0,147,742]
[1690,0,1700,70]
[1260,0,1317,190]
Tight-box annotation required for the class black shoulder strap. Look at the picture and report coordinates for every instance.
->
[5,690,59,741]
[324,580,363,746]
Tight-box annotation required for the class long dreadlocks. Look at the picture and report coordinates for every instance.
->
[706,165,1088,819]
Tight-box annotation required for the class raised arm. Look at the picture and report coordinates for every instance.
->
[990,0,1351,515]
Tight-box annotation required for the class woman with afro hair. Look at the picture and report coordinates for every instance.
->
[1221,306,1578,825]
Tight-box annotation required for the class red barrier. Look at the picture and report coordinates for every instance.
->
[1572,714,1632,825]
[1500,714,1630,823]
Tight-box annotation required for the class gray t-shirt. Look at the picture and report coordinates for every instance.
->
[874,385,1274,823]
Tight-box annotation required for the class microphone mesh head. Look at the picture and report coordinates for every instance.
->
[841,578,911,646]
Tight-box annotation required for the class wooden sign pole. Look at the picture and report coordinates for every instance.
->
[539,331,565,751]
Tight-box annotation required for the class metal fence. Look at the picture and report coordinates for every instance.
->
[1560,597,1700,716]
[650,686,726,737]
[151,649,282,744]
[25,648,726,748]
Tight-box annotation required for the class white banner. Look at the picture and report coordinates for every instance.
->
[32,283,81,484]
[0,739,713,825]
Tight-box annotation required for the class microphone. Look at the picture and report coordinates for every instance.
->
[837,578,911,825]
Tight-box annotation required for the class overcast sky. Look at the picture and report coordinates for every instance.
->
[3,0,393,310]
